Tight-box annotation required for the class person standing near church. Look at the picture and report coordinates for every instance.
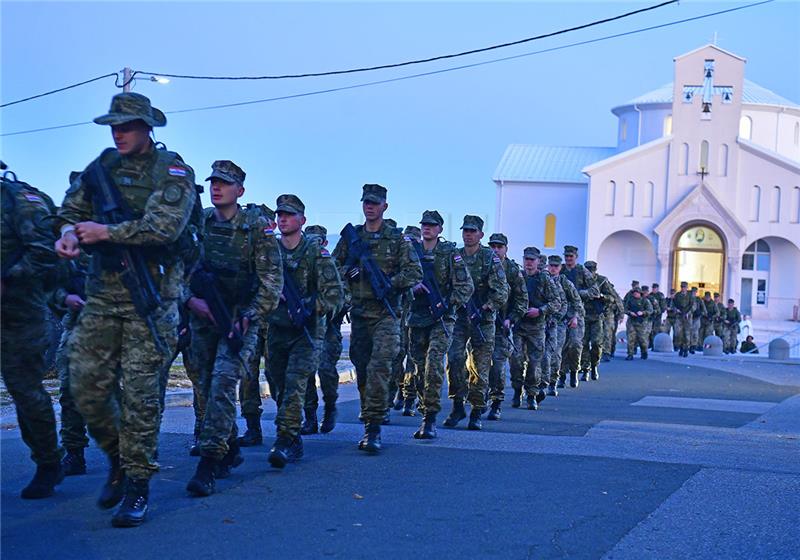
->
[721,299,742,354]
[672,281,694,357]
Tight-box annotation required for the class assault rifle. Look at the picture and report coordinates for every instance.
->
[410,240,448,329]
[466,294,487,343]
[281,261,315,344]
[84,158,169,356]
[340,223,397,319]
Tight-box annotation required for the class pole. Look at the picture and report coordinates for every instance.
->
[122,67,132,92]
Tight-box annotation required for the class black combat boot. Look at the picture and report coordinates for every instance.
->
[625,355,634,361]
[413,413,437,439]
[526,394,538,411]
[216,438,244,479]
[186,456,218,497]
[511,388,522,408]
[569,371,579,388]
[98,454,126,509]
[20,463,64,499]
[557,375,566,389]
[536,388,547,404]
[689,347,695,355]
[591,366,599,380]
[189,436,201,457]
[320,404,337,433]
[580,370,590,382]
[61,448,87,476]
[111,478,149,528]
[238,415,263,446]
[467,409,483,431]
[443,398,467,427]
[641,351,648,360]
[547,383,558,397]
[402,398,416,416]
[268,435,304,469]
[300,409,319,435]
[487,401,501,421]
[358,423,382,454]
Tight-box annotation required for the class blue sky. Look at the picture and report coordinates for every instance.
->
[2,1,798,239]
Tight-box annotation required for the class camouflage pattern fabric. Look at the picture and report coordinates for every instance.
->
[240,330,269,418]
[671,291,695,350]
[488,258,527,403]
[305,314,344,412]
[700,298,718,343]
[56,311,89,450]
[625,296,653,356]
[409,320,453,415]
[350,315,402,421]
[722,307,742,353]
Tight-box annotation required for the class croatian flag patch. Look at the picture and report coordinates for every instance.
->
[24,194,43,203]
[454,255,462,262]
[168,166,187,177]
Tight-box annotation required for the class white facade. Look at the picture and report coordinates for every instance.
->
[494,45,800,320]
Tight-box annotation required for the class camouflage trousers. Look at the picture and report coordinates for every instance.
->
[722,326,739,353]
[580,317,604,371]
[191,316,260,460]
[560,318,585,378]
[69,298,177,480]
[305,316,343,413]
[269,326,319,439]
[409,319,454,416]
[388,325,411,407]
[1,304,63,466]
[488,324,513,403]
[553,322,567,380]
[691,317,702,347]
[238,329,269,419]
[673,314,692,349]
[626,320,649,356]
[447,318,494,411]
[56,310,89,450]
[603,310,618,357]
[541,319,561,386]
[714,322,724,338]
[350,313,401,423]
[700,319,716,346]
[649,317,661,348]
[510,319,546,395]
[158,346,204,437]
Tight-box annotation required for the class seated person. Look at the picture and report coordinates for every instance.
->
[739,335,758,354]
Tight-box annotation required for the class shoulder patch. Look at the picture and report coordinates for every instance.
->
[263,227,274,237]
[162,184,183,204]
[492,255,501,264]
[454,254,462,262]
[168,165,187,177]
[320,247,331,257]
[23,193,43,203]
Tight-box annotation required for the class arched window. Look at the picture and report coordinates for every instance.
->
[544,214,556,248]
[739,115,752,140]
[718,144,729,176]
[770,186,781,223]
[742,239,770,272]
[643,181,655,217]
[620,119,628,142]
[700,140,710,174]
[749,186,761,222]
[624,181,635,217]
[663,114,673,136]
[680,143,689,175]
[792,187,800,224]
[605,181,616,216]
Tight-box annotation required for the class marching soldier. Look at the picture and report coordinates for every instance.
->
[561,246,600,387]
[546,255,584,395]
[672,282,695,357]
[625,287,653,360]
[721,299,742,354]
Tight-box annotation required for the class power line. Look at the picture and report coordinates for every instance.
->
[135,0,678,82]
[0,73,118,108]
[0,0,777,138]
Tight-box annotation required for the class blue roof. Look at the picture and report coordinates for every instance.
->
[614,79,799,110]
[493,145,616,184]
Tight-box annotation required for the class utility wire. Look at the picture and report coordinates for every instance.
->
[135,0,678,82]
[0,0,777,138]
[0,73,118,108]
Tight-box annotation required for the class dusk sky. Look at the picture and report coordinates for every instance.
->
[2,1,798,240]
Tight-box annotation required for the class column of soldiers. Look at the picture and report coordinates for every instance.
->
[0,92,744,530]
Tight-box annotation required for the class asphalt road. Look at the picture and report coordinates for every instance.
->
[2,356,799,560]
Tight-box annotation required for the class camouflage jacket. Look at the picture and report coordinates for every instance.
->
[555,273,584,321]
[333,221,422,319]
[498,257,528,326]
[456,244,508,323]
[408,238,474,328]
[518,269,560,328]
[562,264,602,318]
[702,298,718,322]
[672,291,695,316]
[625,296,654,322]
[692,296,707,318]
[714,301,726,323]
[722,307,742,329]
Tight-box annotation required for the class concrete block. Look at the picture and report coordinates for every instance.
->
[703,335,723,356]
[769,338,791,360]
[653,332,674,353]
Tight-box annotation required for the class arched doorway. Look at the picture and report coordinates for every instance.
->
[672,224,726,294]
[597,230,658,292]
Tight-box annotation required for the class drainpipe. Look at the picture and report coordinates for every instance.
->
[634,104,642,146]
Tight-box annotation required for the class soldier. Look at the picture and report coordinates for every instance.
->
[672,281,695,357]
[264,195,343,469]
[563,249,601,383]
[721,299,742,354]
[584,260,615,375]
[625,287,653,360]
[546,255,584,395]
[486,233,527,420]
[649,283,666,349]
[689,286,706,353]
[623,280,640,307]
[713,292,726,338]
[301,224,346,435]
[333,184,422,453]
[511,247,560,409]
[54,93,195,526]
[700,291,718,346]
[238,204,277,446]
[559,246,597,388]
[540,257,565,398]
[444,215,507,430]
[185,160,282,496]
[602,279,624,362]
[640,285,655,352]
[2,165,64,499]
[407,211,473,438]
[665,288,678,349]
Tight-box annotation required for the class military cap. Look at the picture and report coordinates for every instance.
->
[641,285,650,292]
[361,183,387,203]
[631,280,640,287]
[632,287,642,294]
[713,292,720,297]
[652,282,660,288]
[206,160,246,184]
[275,194,305,214]
[404,225,421,238]
[420,210,444,226]
[305,224,327,238]
[460,215,484,231]
[523,246,541,259]
[680,281,688,288]
[704,291,712,297]
[488,233,508,246]
[69,171,81,184]
[385,218,397,228]
[584,260,597,271]
[690,286,698,292]
[94,92,166,127]
[547,255,562,265]
[728,298,735,304]
[563,245,579,256]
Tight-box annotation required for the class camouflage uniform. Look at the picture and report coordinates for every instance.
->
[332,186,422,427]
[672,286,695,355]
[2,174,63,471]
[625,292,653,357]
[713,295,726,337]
[561,249,600,381]
[690,290,706,350]
[649,287,667,346]
[580,263,607,376]
[305,313,344,413]
[548,256,585,387]
[603,283,624,358]
[388,290,414,408]
[700,295,718,344]
[541,269,565,389]
[488,235,527,406]
[446,218,508,416]
[511,248,560,398]
[721,304,742,353]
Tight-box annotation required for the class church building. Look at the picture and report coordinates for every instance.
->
[493,45,800,320]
